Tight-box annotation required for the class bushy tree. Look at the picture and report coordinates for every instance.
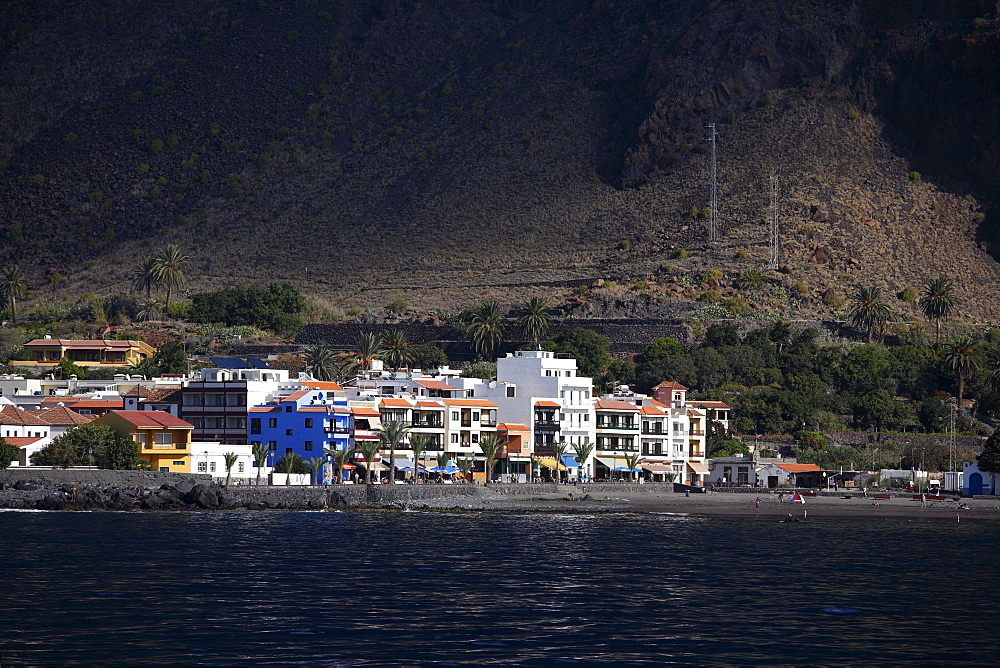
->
[30,424,138,469]
[0,437,20,469]
[547,327,611,378]
[189,283,307,335]
[151,341,188,375]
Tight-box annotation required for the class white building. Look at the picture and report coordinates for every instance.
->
[190,441,259,484]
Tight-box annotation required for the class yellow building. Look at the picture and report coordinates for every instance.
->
[96,410,193,473]
[21,338,156,368]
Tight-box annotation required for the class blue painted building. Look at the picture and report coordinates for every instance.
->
[249,386,351,483]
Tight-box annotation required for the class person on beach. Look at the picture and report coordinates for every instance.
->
[920,493,926,508]
[777,492,784,504]
[755,497,761,511]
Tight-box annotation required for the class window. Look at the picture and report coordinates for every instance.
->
[305,418,313,429]
[546,370,552,377]
[452,411,460,422]
[269,441,277,451]
[134,433,148,444]
[210,462,216,472]
[269,418,277,428]
[472,411,480,422]
[285,448,292,454]
[304,441,313,451]
[506,386,515,397]
[472,433,479,443]
[155,432,172,446]
[197,461,207,472]
[285,429,293,436]
[238,462,244,472]
[159,466,169,472]
[173,461,184,466]
[285,406,292,413]
[450,434,459,443]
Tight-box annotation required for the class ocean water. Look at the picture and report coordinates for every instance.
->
[0,510,996,666]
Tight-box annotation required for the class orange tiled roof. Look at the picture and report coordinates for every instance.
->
[5,436,46,447]
[249,406,282,413]
[351,407,381,416]
[303,381,344,391]
[594,400,640,412]
[647,398,669,408]
[774,463,824,473]
[280,389,310,403]
[442,398,499,408]
[415,379,458,391]
[687,400,732,410]
[639,405,666,416]
[0,406,51,426]
[380,398,414,408]
[496,423,529,432]
[415,401,445,409]
[534,400,561,408]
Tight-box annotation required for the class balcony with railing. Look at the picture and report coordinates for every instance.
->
[325,425,351,434]
[411,419,443,428]
[534,420,560,431]
[596,420,638,430]
[689,430,704,436]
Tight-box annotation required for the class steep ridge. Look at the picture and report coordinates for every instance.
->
[0,0,997,318]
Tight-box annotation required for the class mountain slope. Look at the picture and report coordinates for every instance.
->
[0,0,997,320]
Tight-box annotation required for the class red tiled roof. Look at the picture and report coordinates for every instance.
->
[639,405,666,416]
[280,389,310,403]
[249,406,282,413]
[5,436,46,447]
[27,406,95,426]
[106,410,193,429]
[647,398,669,408]
[123,386,152,397]
[534,400,561,408]
[687,400,732,410]
[654,381,689,391]
[146,388,181,403]
[415,401,445,409]
[0,406,51,426]
[595,400,640,411]
[25,339,149,349]
[351,407,381,416]
[442,398,498,408]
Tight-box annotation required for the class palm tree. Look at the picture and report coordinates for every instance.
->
[304,345,337,381]
[330,354,359,382]
[737,267,765,290]
[325,447,354,484]
[380,329,412,372]
[979,344,1000,399]
[468,301,506,361]
[356,440,382,485]
[128,358,158,380]
[0,265,27,323]
[153,244,188,308]
[847,285,890,343]
[624,451,642,482]
[455,456,475,482]
[919,277,957,343]
[356,331,383,372]
[942,334,982,404]
[308,457,328,485]
[550,440,569,484]
[130,256,159,299]
[375,419,410,485]
[408,433,432,483]
[518,297,550,347]
[222,452,239,486]
[436,450,451,469]
[573,439,595,482]
[477,434,507,485]
[276,452,304,486]
[251,443,270,486]
[136,298,161,323]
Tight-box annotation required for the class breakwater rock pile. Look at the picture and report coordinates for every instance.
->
[0,470,494,512]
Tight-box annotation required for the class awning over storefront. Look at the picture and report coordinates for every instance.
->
[687,461,710,474]
[561,455,580,468]
[508,456,532,462]
[536,458,561,469]
[390,458,415,470]
[641,463,672,474]
[595,456,621,469]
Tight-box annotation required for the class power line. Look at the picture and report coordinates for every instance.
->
[706,123,719,241]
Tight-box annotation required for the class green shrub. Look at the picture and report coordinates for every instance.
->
[700,289,722,304]
[700,208,712,219]
[702,269,724,283]
[166,134,179,148]
[908,171,921,182]
[286,30,299,42]
[822,291,845,308]
[63,132,79,144]
[387,298,409,313]
[723,296,751,315]
[149,139,164,154]
[617,240,630,250]
[199,170,212,183]
[27,174,44,185]
[761,93,774,108]
[136,163,150,174]
[674,249,690,259]
[899,285,917,303]
[690,205,700,217]
[848,107,859,120]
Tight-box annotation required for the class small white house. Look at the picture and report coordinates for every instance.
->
[963,461,997,496]
[190,442,258,484]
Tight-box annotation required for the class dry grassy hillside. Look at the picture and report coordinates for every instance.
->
[0,0,997,322]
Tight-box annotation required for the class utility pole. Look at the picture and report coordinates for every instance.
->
[706,123,719,241]
[768,172,779,269]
